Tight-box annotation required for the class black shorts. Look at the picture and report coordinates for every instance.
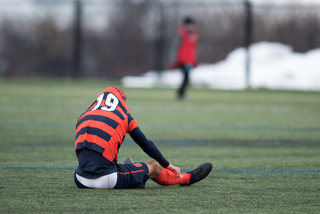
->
[114,162,149,189]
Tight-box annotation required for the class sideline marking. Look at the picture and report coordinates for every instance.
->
[1,122,320,132]
[1,140,319,149]
[1,166,320,173]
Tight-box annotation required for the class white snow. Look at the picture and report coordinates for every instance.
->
[121,42,320,91]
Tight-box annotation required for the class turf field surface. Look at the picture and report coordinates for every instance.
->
[0,78,319,213]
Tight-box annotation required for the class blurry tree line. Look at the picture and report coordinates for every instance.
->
[0,0,319,79]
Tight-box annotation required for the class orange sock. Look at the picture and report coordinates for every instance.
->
[153,168,191,186]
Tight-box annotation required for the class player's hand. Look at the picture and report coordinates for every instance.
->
[166,164,181,178]
[170,62,179,69]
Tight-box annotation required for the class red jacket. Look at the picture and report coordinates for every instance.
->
[173,26,198,68]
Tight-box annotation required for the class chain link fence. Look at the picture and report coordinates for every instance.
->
[0,0,319,81]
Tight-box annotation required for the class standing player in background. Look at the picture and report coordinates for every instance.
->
[170,17,199,100]
[74,86,212,189]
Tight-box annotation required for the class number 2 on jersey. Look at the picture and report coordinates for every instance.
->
[91,93,119,111]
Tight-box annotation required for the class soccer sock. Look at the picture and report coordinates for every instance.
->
[152,168,191,186]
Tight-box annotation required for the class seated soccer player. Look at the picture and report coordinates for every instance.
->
[74,86,212,189]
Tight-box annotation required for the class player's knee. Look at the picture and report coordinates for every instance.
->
[152,160,161,170]
[146,160,162,178]
[150,160,161,171]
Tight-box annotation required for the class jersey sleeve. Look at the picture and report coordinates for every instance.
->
[128,114,139,133]
[129,127,170,168]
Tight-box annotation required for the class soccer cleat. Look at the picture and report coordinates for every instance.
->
[184,162,213,185]
[123,157,133,165]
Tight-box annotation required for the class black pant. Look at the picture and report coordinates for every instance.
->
[178,65,192,98]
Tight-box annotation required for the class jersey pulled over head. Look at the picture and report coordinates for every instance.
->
[75,86,138,164]
[112,86,126,102]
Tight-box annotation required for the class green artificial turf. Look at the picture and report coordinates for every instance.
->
[0,78,319,213]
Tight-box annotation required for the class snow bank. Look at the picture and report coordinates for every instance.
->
[121,42,320,91]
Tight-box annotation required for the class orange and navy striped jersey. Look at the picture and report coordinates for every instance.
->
[75,86,138,164]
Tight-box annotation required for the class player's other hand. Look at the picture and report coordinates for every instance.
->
[166,164,181,177]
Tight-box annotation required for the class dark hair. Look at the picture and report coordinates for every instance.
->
[183,17,195,25]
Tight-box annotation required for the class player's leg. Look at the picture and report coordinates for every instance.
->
[145,160,190,185]
[178,65,192,99]
[114,162,150,189]
[117,159,213,188]
[178,69,188,99]
[147,161,213,186]
[144,160,162,179]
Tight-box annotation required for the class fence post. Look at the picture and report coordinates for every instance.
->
[72,0,82,78]
[244,0,252,89]
[154,1,165,73]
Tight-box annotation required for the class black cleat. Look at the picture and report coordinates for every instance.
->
[184,162,213,185]
[123,157,133,165]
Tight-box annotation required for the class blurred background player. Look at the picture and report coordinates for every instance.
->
[170,17,199,100]
[74,86,212,189]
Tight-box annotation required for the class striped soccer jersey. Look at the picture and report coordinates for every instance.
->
[75,86,138,164]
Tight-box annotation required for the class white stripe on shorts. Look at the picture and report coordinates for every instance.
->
[76,172,117,189]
